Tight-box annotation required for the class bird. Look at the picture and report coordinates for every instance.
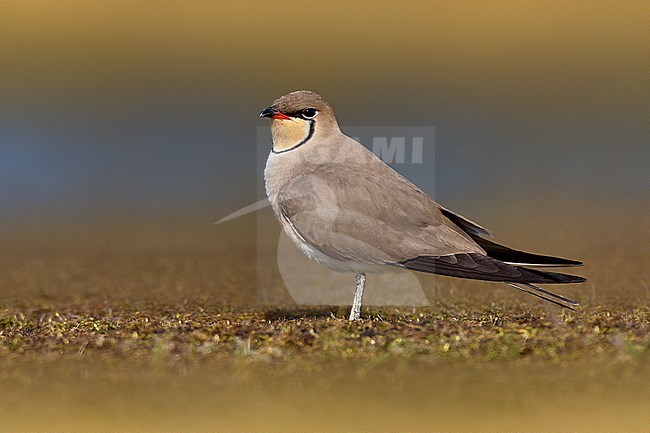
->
[260,90,585,320]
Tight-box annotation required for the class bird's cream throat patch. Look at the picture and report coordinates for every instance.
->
[271,118,313,153]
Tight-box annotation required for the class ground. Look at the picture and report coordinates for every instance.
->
[0,299,648,432]
[1,211,648,431]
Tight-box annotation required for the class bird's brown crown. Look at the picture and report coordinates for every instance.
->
[271,90,333,117]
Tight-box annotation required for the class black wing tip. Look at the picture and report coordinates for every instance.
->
[496,250,584,268]
[548,258,583,267]
[505,258,583,267]
[519,266,586,284]
[467,233,584,268]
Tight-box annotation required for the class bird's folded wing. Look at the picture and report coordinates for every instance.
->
[276,167,484,265]
[402,253,585,283]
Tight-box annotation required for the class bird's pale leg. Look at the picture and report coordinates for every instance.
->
[349,272,366,320]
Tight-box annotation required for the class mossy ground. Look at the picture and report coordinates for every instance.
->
[0,212,648,431]
[1,302,647,366]
[1,300,648,432]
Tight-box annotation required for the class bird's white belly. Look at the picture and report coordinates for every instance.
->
[279,212,399,275]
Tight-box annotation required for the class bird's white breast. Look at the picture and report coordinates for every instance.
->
[264,149,396,274]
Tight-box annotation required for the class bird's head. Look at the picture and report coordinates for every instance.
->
[259,90,340,153]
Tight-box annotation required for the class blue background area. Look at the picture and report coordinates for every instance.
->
[1,3,648,240]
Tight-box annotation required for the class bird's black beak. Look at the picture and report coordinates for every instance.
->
[259,106,277,118]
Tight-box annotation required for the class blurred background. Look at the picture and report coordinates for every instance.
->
[0,1,648,302]
[1,3,648,431]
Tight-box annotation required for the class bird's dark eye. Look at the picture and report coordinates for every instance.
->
[301,108,318,119]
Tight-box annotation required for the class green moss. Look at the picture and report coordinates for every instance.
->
[0,302,647,367]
